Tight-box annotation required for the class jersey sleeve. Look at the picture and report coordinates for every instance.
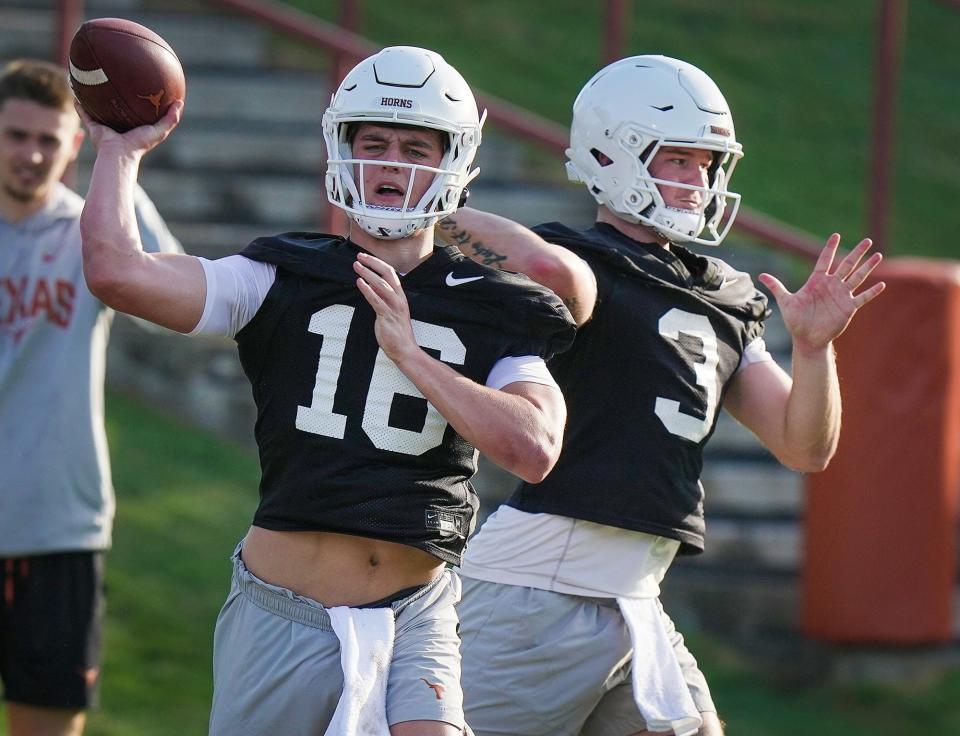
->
[498,285,577,361]
[189,255,277,337]
[708,258,770,345]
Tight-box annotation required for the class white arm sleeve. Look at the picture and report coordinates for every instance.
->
[737,337,775,372]
[189,255,277,338]
[485,355,559,391]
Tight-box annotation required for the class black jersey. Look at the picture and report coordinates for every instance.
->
[235,233,574,564]
[508,222,770,554]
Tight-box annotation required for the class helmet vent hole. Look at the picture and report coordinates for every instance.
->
[590,148,614,167]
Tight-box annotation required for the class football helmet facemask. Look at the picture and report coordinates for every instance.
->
[565,54,743,246]
[323,46,485,240]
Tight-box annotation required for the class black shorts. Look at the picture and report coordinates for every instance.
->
[0,551,105,709]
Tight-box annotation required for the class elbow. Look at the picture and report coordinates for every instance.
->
[80,220,114,300]
[510,437,562,484]
[81,241,144,315]
[790,458,830,474]
[81,248,124,306]
[524,254,570,286]
[483,394,566,482]
[514,456,555,485]
[781,446,836,474]
[525,255,580,301]
[803,450,835,474]
[80,210,117,295]
[524,256,593,325]
[80,222,139,310]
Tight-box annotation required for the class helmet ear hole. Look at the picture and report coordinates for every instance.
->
[639,141,657,164]
[706,151,722,187]
[704,197,717,222]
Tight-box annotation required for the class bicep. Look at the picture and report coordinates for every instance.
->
[499,380,566,427]
[101,251,206,333]
[724,357,793,448]
[525,251,597,326]
[486,354,565,424]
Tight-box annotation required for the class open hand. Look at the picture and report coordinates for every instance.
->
[353,251,419,363]
[757,233,886,353]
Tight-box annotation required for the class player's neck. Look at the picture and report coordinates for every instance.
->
[348,223,436,273]
[597,207,670,250]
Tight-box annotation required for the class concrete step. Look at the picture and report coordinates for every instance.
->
[0,1,276,69]
[74,113,538,190]
[702,460,802,517]
[0,7,58,61]
[699,517,802,573]
[13,1,537,186]
[173,69,329,126]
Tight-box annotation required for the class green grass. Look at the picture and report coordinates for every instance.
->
[690,634,960,735]
[2,392,958,734]
[75,391,254,736]
[286,0,960,259]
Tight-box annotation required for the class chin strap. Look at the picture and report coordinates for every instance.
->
[652,206,704,243]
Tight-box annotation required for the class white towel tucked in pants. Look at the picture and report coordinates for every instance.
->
[617,597,702,736]
[325,606,395,736]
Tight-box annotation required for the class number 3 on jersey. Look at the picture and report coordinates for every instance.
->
[295,304,466,455]
[654,308,719,442]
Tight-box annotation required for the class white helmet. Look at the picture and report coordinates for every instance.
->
[322,46,485,240]
[565,55,743,246]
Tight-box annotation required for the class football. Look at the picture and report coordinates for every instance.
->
[69,18,185,133]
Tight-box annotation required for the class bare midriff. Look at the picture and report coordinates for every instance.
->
[241,525,444,608]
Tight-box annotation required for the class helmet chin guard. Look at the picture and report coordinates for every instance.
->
[323,46,485,240]
[565,55,743,246]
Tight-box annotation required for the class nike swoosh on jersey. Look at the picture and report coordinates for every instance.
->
[445,272,484,287]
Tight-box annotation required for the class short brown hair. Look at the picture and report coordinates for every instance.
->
[0,59,75,113]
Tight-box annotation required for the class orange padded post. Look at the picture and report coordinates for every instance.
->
[802,258,960,643]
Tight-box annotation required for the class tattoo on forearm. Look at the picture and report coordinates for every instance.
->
[439,218,508,268]
[564,296,580,316]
